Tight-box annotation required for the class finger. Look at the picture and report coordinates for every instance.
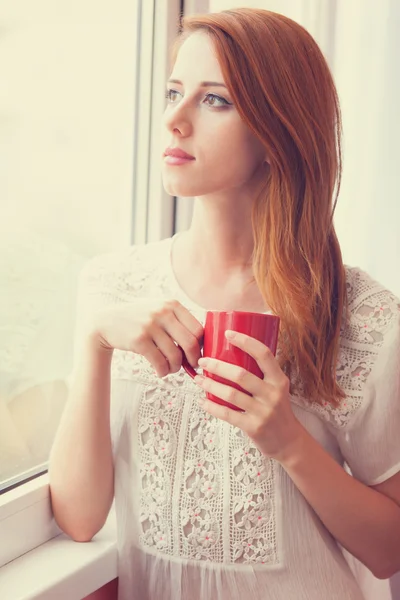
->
[225,330,283,381]
[152,328,183,373]
[170,300,204,343]
[135,339,170,377]
[198,357,264,398]
[195,387,248,427]
[165,321,201,368]
[161,313,202,368]
[194,374,255,414]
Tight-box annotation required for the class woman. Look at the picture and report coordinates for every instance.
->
[49,8,400,600]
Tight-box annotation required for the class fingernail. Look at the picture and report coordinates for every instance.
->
[194,375,205,384]
[225,330,235,339]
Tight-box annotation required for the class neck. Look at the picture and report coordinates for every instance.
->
[172,194,268,312]
[185,196,255,279]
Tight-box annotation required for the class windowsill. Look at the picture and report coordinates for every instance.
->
[0,505,117,600]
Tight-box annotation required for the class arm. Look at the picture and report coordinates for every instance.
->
[48,335,114,542]
[279,425,400,579]
[48,292,203,542]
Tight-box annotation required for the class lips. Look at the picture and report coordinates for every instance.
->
[164,147,195,160]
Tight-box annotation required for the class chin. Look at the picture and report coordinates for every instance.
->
[162,167,223,198]
[162,178,200,198]
[165,188,198,197]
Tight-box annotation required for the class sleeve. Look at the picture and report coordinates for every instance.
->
[65,253,118,389]
[65,250,140,464]
[335,311,400,486]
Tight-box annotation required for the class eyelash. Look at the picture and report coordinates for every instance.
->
[164,88,231,108]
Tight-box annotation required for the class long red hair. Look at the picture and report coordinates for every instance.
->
[171,8,347,406]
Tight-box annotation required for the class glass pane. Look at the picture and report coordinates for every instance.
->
[0,1,139,492]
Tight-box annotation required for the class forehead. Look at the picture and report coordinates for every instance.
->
[171,32,224,83]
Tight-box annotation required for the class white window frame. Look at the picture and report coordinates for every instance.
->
[0,473,118,600]
[133,0,182,244]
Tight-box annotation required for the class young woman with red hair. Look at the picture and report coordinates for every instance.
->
[49,9,400,599]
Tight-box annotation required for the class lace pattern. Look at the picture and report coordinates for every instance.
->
[82,245,171,303]
[111,345,279,565]
[291,267,400,428]
[88,239,398,569]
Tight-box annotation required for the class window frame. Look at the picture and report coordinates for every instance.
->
[132,0,182,244]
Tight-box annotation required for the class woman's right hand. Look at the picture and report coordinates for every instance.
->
[89,299,203,378]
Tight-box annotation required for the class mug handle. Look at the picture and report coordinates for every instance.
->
[177,344,202,378]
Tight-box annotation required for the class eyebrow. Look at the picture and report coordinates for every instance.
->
[167,79,227,88]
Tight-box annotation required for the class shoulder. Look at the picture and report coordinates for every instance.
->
[343,265,399,347]
[293,266,400,429]
[78,237,173,299]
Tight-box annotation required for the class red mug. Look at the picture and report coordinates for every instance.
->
[181,311,280,412]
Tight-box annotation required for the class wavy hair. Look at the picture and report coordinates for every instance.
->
[171,8,347,406]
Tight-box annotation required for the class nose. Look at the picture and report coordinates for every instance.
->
[163,99,193,138]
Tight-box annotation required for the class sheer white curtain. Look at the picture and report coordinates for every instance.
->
[333,0,400,297]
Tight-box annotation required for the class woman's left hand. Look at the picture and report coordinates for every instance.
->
[194,329,305,462]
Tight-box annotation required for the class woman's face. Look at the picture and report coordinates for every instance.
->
[161,32,267,198]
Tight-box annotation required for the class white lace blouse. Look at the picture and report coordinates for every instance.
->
[72,235,400,600]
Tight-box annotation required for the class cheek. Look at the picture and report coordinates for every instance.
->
[207,128,264,184]
[161,117,264,196]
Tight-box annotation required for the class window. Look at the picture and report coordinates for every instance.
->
[0,0,145,496]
